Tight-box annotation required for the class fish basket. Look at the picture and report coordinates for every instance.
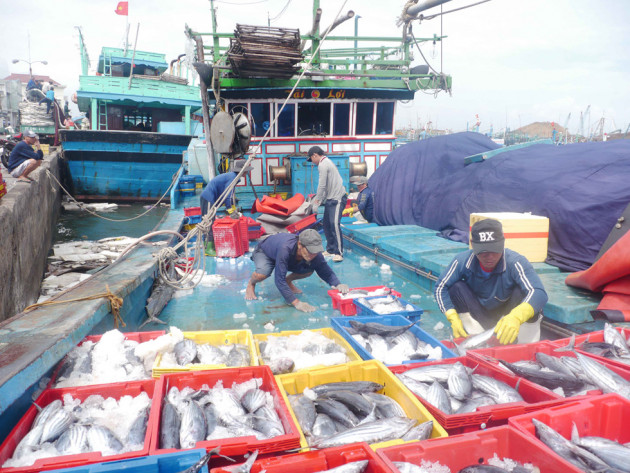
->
[151,329,259,378]
[327,286,402,316]
[253,328,363,375]
[212,218,244,258]
[148,366,302,458]
[275,359,448,451]
[285,214,318,234]
[548,326,630,373]
[376,424,573,473]
[209,442,391,473]
[184,207,202,217]
[48,331,166,388]
[50,449,211,473]
[247,226,264,240]
[509,393,630,473]
[330,315,457,365]
[0,380,156,473]
[353,296,423,322]
[388,356,563,432]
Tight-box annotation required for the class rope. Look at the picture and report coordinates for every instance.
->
[23,285,126,328]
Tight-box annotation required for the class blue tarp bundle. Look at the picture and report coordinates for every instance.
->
[369,132,630,272]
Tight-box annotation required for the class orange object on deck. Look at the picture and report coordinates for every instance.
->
[252,193,305,216]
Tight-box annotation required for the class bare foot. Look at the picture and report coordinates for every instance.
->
[245,283,258,300]
[287,281,302,294]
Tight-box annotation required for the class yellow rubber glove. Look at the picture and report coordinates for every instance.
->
[227,205,237,215]
[342,207,354,217]
[445,309,469,338]
[494,302,535,345]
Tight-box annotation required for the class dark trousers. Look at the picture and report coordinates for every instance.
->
[447,281,526,330]
[323,195,347,255]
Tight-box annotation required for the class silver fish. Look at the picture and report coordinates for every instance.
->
[226,345,248,367]
[254,404,281,424]
[458,329,496,352]
[448,361,473,401]
[396,374,430,399]
[13,424,43,458]
[289,395,316,435]
[314,460,369,473]
[40,407,74,444]
[402,364,452,384]
[268,357,295,375]
[180,400,207,449]
[241,388,267,413]
[426,381,452,414]
[572,423,630,472]
[160,400,181,449]
[535,352,578,378]
[313,417,416,448]
[127,408,149,445]
[401,420,433,441]
[604,323,630,356]
[212,389,247,425]
[86,424,123,453]
[532,419,587,470]
[174,339,197,365]
[312,381,383,396]
[252,415,284,438]
[349,319,417,338]
[392,331,419,350]
[32,399,63,430]
[455,395,496,414]
[472,374,523,404]
[55,424,88,455]
[197,344,226,365]
[576,352,630,398]
[224,450,259,473]
[361,392,406,418]
[314,398,359,428]
[311,413,337,438]
[203,403,218,437]
[319,390,374,417]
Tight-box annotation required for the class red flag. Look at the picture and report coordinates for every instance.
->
[115,1,128,15]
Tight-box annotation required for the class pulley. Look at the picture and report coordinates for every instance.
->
[268,161,291,183]
[350,162,367,178]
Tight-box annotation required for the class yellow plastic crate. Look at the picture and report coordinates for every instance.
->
[152,329,258,378]
[253,328,362,374]
[470,212,549,263]
[40,143,50,155]
[277,359,448,450]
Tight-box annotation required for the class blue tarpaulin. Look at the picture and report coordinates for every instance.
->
[369,132,630,272]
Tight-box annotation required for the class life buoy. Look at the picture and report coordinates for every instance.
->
[71,93,78,104]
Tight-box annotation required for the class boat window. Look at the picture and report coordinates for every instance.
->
[228,103,248,115]
[355,102,375,135]
[376,102,395,135]
[277,103,295,137]
[251,103,271,137]
[123,109,152,131]
[333,103,350,136]
[297,102,330,136]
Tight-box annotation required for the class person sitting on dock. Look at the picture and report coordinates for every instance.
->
[307,146,347,262]
[200,159,253,217]
[7,130,43,183]
[434,219,548,345]
[245,229,350,312]
[350,175,374,223]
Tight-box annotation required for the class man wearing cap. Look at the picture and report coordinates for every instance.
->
[7,130,43,183]
[307,146,347,262]
[245,229,350,312]
[434,219,548,344]
[200,159,252,216]
[350,176,374,223]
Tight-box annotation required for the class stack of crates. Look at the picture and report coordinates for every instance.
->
[179,175,196,197]
[193,175,205,190]
[0,170,6,200]
[183,206,202,231]
[212,216,246,257]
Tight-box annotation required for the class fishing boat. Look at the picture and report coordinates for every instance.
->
[59,28,202,202]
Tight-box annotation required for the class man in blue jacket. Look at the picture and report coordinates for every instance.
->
[7,130,43,183]
[245,229,349,312]
[434,218,548,344]
[350,176,374,222]
[200,159,252,216]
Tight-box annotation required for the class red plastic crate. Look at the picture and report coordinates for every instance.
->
[327,286,402,316]
[549,327,630,372]
[210,442,390,473]
[0,380,156,473]
[238,217,249,253]
[184,207,202,216]
[389,355,563,430]
[509,393,630,473]
[212,218,244,257]
[286,214,317,234]
[469,340,630,400]
[149,366,301,458]
[248,227,264,240]
[377,425,573,473]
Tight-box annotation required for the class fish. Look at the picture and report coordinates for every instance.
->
[180,400,207,449]
[454,329,496,355]
[174,339,198,365]
[13,424,44,458]
[532,418,588,470]
[402,364,452,384]
[472,374,523,404]
[311,381,383,396]
[314,398,359,428]
[175,447,222,473]
[126,408,149,445]
[55,424,88,455]
[268,357,295,375]
[458,466,511,472]
[312,417,416,448]
[571,422,630,472]
[315,460,369,473]
[252,415,284,438]
[604,323,630,356]
[241,388,267,413]
[86,424,123,453]
[576,352,630,398]
[361,392,406,418]
[455,395,496,414]
[426,381,452,414]
[319,390,374,417]
[224,450,259,473]
[197,344,227,365]
[401,420,433,441]
[32,399,63,430]
[535,352,578,378]
[254,404,281,424]
[311,413,338,438]
[226,344,249,367]
[203,403,218,437]
[448,361,473,401]
[396,374,430,399]
[289,395,317,435]
[348,319,417,338]
[40,407,75,444]
[160,400,181,449]
[392,331,419,351]
[498,359,584,391]
[77,347,93,374]
[212,388,247,425]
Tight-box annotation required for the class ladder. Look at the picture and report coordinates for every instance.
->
[97,102,108,130]
[103,52,112,77]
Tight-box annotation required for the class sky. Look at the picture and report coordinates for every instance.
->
[2,0,629,135]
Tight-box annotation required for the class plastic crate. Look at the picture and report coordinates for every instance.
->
[469,339,630,400]
[276,359,448,451]
[48,331,166,388]
[330,315,457,365]
[327,286,402,316]
[253,328,363,375]
[509,393,630,473]
[149,366,301,457]
[354,296,423,322]
[184,206,202,217]
[286,214,317,234]
[0,380,156,473]
[376,424,572,473]
[238,217,249,253]
[210,442,390,473]
[389,356,564,431]
[212,218,244,257]
[151,329,259,378]
[51,449,211,473]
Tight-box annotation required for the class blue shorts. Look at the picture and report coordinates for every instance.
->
[251,246,275,277]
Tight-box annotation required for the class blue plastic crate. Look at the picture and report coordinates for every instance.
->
[186,214,202,225]
[331,314,456,365]
[51,449,210,473]
[354,295,423,322]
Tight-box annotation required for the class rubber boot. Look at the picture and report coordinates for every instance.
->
[205,241,216,257]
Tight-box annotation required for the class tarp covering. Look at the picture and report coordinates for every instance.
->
[252,193,305,216]
[369,132,630,272]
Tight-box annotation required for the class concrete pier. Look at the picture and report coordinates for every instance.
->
[0,151,62,320]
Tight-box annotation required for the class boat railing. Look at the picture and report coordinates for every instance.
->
[78,75,201,101]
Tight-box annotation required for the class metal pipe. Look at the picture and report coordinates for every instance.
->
[320,11,355,40]
[192,34,216,174]
[300,8,322,51]
[407,0,453,16]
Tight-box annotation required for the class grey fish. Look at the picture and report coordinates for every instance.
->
[241,388,267,413]
[348,319,417,338]
[55,424,88,455]
[311,381,383,396]
[392,331,419,351]
[448,361,473,401]
[315,460,369,473]
[40,407,74,444]
[347,289,369,296]
[268,357,295,375]
[401,420,433,441]
[180,400,207,449]
[174,339,197,365]
[77,347,93,374]
[458,466,510,472]
[127,408,149,445]
[289,395,316,435]
[87,424,123,453]
[226,345,248,367]
[498,359,584,391]
[472,374,523,404]
[361,392,406,418]
[252,415,284,438]
[57,352,78,380]
[604,323,630,356]
[455,395,496,414]
[204,404,218,437]
[572,424,630,472]
[396,374,430,399]
[311,413,337,438]
[32,399,63,430]
[402,364,451,384]
[313,417,416,448]
[319,390,374,417]
[452,329,496,356]
[314,398,359,428]
[576,352,630,398]
[160,400,181,449]
[212,389,247,425]
[426,381,452,414]
[224,450,259,473]
[13,424,44,458]
[535,352,578,378]
[532,418,587,470]
[196,344,226,365]
[254,404,281,424]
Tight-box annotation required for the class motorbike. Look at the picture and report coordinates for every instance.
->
[0,133,22,170]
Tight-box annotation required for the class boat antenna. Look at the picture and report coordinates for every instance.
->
[128,23,140,89]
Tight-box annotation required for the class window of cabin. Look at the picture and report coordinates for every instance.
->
[355,102,375,135]
[251,103,271,137]
[228,103,248,115]
[277,103,295,137]
[376,102,395,135]
[297,102,331,136]
[333,103,350,136]
[122,109,152,131]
